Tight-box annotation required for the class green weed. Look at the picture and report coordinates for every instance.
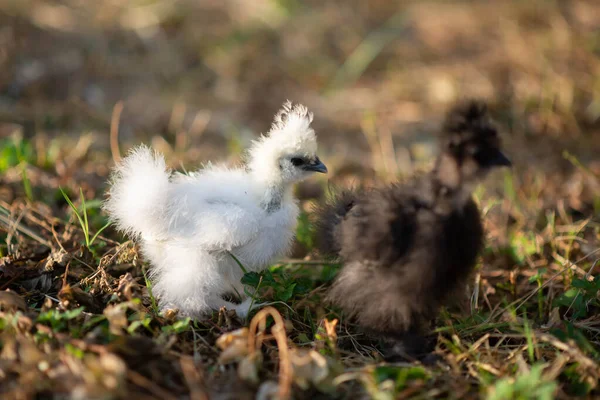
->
[487,364,557,400]
[60,187,110,249]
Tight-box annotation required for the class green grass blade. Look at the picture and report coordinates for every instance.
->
[228,251,248,274]
[142,265,159,314]
[81,199,104,210]
[80,188,90,246]
[523,315,535,363]
[20,162,33,202]
[14,139,33,201]
[60,187,89,246]
[563,150,596,177]
[90,221,111,246]
[247,275,263,316]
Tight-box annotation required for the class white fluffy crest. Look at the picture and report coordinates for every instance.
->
[247,101,318,180]
[270,100,314,136]
[103,101,325,319]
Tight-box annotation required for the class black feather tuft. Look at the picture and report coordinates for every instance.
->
[437,99,506,170]
[443,100,489,134]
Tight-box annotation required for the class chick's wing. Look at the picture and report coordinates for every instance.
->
[161,197,262,252]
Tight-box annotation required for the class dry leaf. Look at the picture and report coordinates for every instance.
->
[238,352,261,385]
[255,380,279,400]
[43,248,71,271]
[116,273,142,300]
[0,290,27,311]
[216,327,249,364]
[103,304,129,335]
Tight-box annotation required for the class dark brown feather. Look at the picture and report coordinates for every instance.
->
[313,189,357,258]
[318,100,509,359]
[328,181,483,335]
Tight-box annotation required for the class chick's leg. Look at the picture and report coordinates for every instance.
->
[233,297,265,319]
[207,296,265,319]
[380,318,438,364]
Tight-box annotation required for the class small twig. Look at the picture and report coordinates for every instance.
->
[0,272,23,290]
[43,294,60,303]
[72,256,96,272]
[489,248,600,321]
[275,259,341,266]
[62,261,70,288]
[51,223,67,252]
[110,101,124,164]
[471,270,481,313]
[105,241,131,265]
[537,333,599,373]
[4,207,26,250]
[179,356,209,400]
[0,212,52,248]
[126,370,178,400]
[247,306,292,400]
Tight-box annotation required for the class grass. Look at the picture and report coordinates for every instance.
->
[1,0,600,398]
[1,135,598,399]
[60,187,111,250]
[1,149,599,400]
[487,364,558,400]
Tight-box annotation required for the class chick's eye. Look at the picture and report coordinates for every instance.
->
[473,149,489,164]
[291,157,305,166]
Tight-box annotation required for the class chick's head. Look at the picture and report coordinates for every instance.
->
[248,101,327,185]
[437,100,511,188]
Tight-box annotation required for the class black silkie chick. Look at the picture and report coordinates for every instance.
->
[315,100,511,359]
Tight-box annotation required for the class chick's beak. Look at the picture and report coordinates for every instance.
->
[489,149,512,168]
[304,157,328,173]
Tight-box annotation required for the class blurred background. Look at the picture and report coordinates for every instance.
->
[1,3,600,397]
[0,0,599,209]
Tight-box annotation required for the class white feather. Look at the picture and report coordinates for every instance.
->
[104,101,322,318]
[103,145,170,239]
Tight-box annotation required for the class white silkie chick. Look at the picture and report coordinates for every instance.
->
[104,101,327,318]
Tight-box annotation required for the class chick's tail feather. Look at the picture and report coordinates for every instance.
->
[313,190,357,258]
[104,145,171,239]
